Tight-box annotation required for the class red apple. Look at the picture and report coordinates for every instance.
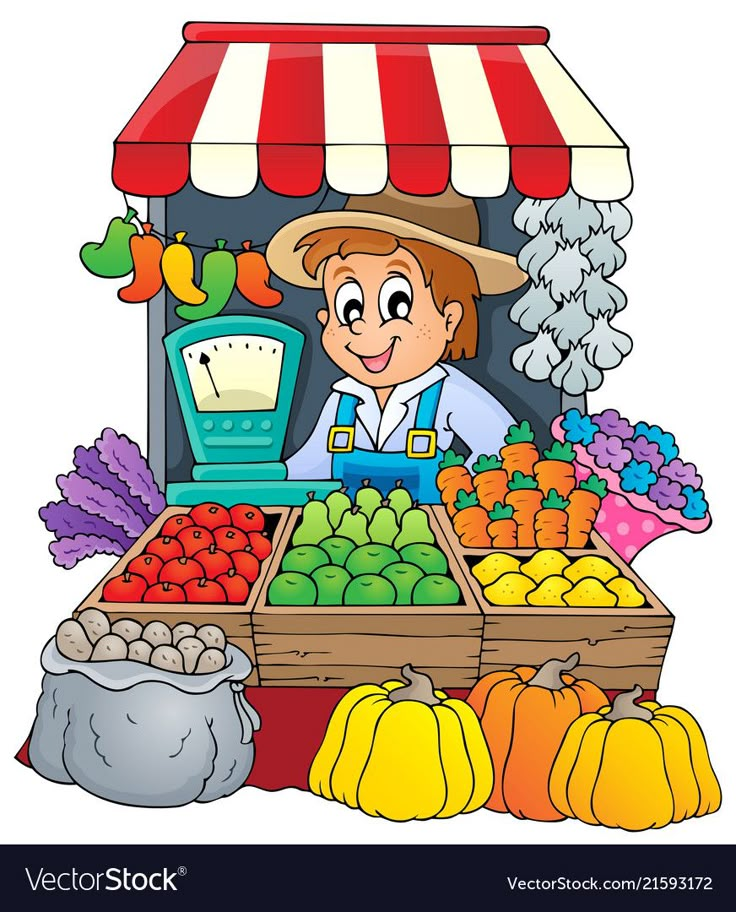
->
[189,502,232,531]
[160,514,194,537]
[213,525,250,553]
[177,525,215,556]
[184,578,227,604]
[194,546,234,579]
[126,553,163,586]
[144,581,186,603]
[160,556,205,586]
[247,532,272,561]
[145,536,184,561]
[103,571,148,602]
[230,504,266,533]
[216,570,250,603]
[231,549,261,583]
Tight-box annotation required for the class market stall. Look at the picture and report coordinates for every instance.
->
[21,21,720,827]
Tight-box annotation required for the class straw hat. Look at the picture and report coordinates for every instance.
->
[266,184,527,294]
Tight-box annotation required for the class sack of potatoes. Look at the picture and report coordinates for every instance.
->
[28,610,260,807]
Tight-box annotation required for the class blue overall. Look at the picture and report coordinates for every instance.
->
[331,380,444,503]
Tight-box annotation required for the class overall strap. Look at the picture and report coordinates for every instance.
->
[335,393,359,426]
[415,380,444,429]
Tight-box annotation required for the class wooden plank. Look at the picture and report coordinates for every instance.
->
[482,614,673,639]
[258,664,481,688]
[254,613,483,636]
[481,634,671,666]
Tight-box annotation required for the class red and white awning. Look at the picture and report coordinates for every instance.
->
[113,23,631,201]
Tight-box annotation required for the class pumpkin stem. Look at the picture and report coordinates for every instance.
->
[528,653,580,690]
[606,685,654,722]
[388,664,441,706]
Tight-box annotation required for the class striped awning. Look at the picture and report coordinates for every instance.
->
[113,23,631,201]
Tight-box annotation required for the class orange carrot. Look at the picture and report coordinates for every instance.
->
[472,455,509,510]
[534,489,570,548]
[500,420,540,477]
[487,502,518,548]
[452,490,492,547]
[436,449,474,518]
[117,223,164,303]
[566,474,608,546]
[534,441,577,498]
[505,472,544,548]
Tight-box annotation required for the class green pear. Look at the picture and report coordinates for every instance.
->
[381,562,424,605]
[355,479,383,520]
[292,494,333,546]
[344,574,397,606]
[268,572,317,606]
[386,480,413,519]
[312,565,351,605]
[318,535,356,567]
[393,505,435,550]
[325,486,351,529]
[334,506,370,545]
[367,502,400,546]
[345,543,400,577]
[412,574,461,606]
[281,545,330,574]
[399,544,449,576]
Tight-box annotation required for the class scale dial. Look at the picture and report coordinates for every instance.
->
[181,334,285,412]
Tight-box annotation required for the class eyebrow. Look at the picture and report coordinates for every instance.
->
[387,259,412,272]
[332,265,356,279]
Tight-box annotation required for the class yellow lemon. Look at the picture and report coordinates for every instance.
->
[483,572,536,606]
[526,575,573,606]
[606,576,646,607]
[519,549,571,583]
[563,556,619,584]
[563,577,618,607]
[472,552,521,586]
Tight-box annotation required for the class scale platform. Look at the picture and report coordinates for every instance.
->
[166,480,341,507]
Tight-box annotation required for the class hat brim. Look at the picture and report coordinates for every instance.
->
[266,209,528,295]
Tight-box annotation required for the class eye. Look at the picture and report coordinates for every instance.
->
[334,281,364,325]
[378,275,413,322]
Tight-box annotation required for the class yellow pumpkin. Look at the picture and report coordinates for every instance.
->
[309,665,494,821]
[549,686,721,831]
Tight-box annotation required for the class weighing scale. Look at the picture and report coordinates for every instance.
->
[164,315,340,506]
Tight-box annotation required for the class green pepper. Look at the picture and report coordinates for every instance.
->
[80,206,138,278]
[175,239,236,321]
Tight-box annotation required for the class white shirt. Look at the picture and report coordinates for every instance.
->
[286,364,515,480]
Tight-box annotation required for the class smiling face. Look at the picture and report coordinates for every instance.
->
[318,249,463,389]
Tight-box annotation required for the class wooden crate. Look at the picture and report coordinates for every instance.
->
[252,506,484,688]
[75,505,291,685]
[431,506,673,690]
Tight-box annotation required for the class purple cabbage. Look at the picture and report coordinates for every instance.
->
[95,428,165,515]
[56,472,148,537]
[623,436,665,472]
[74,445,157,525]
[633,422,679,463]
[590,408,635,440]
[587,432,633,472]
[648,478,687,511]
[49,534,125,569]
[660,458,702,491]
[39,501,135,549]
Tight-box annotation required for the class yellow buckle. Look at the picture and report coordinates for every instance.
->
[328,425,355,453]
[406,429,437,459]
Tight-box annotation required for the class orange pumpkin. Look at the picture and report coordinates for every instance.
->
[467,653,609,821]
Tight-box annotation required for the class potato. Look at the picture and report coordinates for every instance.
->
[150,644,184,673]
[127,639,153,664]
[90,633,129,661]
[196,624,226,650]
[111,618,143,642]
[194,647,226,674]
[142,621,173,647]
[172,622,197,645]
[56,619,93,662]
[77,607,110,644]
[177,636,205,674]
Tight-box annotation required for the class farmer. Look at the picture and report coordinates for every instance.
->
[266,185,528,502]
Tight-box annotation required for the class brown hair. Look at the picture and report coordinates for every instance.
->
[296,227,480,361]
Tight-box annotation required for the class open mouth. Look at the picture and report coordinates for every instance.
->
[349,339,396,374]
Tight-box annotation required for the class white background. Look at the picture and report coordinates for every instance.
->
[1,0,734,845]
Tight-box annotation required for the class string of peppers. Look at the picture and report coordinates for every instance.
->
[79,206,283,320]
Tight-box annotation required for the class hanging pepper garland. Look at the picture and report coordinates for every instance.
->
[79,208,284,319]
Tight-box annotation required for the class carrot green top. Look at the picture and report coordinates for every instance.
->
[438,449,466,470]
[504,420,535,445]
[507,471,539,491]
[488,502,514,521]
[472,454,504,473]
[454,489,480,511]
[579,473,608,498]
[541,489,570,509]
[541,441,576,462]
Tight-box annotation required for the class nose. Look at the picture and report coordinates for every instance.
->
[348,318,366,336]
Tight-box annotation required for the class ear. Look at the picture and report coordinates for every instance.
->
[317,308,329,326]
[443,301,463,341]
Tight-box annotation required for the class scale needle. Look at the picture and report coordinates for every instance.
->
[199,352,220,398]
